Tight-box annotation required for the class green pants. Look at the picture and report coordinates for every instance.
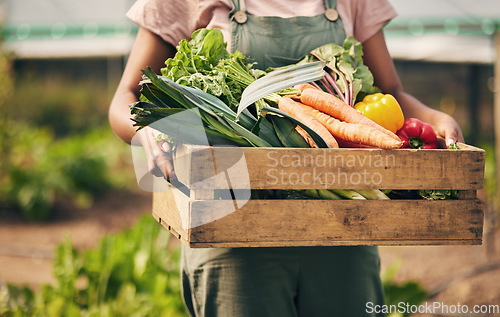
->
[181,245,385,317]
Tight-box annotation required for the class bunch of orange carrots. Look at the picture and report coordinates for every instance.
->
[278,84,403,149]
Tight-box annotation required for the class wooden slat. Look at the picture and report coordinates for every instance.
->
[459,190,477,199]
[152,189,190,244]
[187,239,482,248]
[186,199,484,247]
[174,144,485,190]
[191,189,214,200]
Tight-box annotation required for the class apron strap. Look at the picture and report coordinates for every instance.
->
[324,0,339,21]
[230,0,248,24]
[231,0,339,23]
[230,0,246,13]
[324,0,337,9]
[232,0,336,12]
[238,0,247,13]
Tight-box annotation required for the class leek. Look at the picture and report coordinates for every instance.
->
[355,189,390,200]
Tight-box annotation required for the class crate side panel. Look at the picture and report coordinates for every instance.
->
[187,199,484,246]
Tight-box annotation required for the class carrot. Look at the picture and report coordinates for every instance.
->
[336,139,375,149]
[294,83,318,92]
[295,126,318,148]
[300,103,403,149]
[299,88,401,141]
[278,97,339,148]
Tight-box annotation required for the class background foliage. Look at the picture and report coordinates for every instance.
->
[0,57,135,221]
[0,216,188,317]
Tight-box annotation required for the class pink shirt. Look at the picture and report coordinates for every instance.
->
[127,0,397,49]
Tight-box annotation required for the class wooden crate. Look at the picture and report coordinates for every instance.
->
[152,143,485,248]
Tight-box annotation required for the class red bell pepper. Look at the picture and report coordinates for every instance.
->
[396,118,438,149]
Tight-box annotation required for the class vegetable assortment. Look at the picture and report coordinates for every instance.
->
[130,28,461,201]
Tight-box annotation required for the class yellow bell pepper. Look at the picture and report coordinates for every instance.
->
[354,93,405,134]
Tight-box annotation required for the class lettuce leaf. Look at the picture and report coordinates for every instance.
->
[160,28,249,111]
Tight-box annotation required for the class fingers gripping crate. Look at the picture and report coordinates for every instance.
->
[152,143,485,248]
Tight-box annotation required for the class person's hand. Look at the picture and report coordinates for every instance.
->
[136,127,176,180]
[430,112,465,147]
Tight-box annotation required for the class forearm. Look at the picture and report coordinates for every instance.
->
[109,90,139,144]
[108,27,176,144]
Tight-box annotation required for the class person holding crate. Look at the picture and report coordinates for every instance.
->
[109,0,464,315]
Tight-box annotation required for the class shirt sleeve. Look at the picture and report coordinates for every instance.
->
[126,0,201,46]
[339,0,397,44]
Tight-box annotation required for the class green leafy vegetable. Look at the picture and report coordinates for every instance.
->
[418,143,462,200]
[260,106,329,148]
[302,36,380,106]
[131,71,278,147]
[418,189,459,200]
[268,115,310,148]
[161,28,254,112]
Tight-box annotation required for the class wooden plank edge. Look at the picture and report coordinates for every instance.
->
[184,143,484,152]
[456,142,486,152]
[185,238,483,248]
[152,210,190,245]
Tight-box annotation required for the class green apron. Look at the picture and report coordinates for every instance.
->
[230,0,346,69]
[181,1,385,316]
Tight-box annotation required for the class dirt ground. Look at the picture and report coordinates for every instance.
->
[1,191,499,316]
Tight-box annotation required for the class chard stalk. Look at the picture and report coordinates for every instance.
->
[319,78,335,96]
[327,65,350,105]
[324,71,347,103]
[310,81,322,90]
[337,64,353,107]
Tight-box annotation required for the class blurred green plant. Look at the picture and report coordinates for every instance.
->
[0,39,137,221]
[0,123,136,221]
[0,35,14,190]
[480,141,496,204]
[8,74,111,137]
[0,216,188,317]
[382,258,428,317]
